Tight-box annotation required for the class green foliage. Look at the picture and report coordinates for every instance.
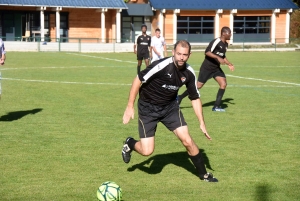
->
[293,0,300,6]
[0,52,300,201]
[290,10,300,38]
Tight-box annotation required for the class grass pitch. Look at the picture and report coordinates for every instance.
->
[0,51,299,201]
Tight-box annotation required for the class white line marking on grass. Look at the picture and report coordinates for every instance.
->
[67,53,136,64]
[0,66,137,71]
[2,78,132,86]
[2,78,299,88]
[226,74,300,86]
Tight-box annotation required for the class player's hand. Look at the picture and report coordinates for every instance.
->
[123,106,134,124]
[0,59,4,65]
[200,124,212,140]
[217,57,226,65]
[228,64,235,71]
[134,50,137,54]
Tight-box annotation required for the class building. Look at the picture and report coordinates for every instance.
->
[0,0,298,45]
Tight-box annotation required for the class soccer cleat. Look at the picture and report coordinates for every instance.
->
[201,173,218,182]
[212,107,225,112]
[122,137,133,163]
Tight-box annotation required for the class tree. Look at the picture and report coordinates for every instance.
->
[292,0,300,6]
[290,10,300,38]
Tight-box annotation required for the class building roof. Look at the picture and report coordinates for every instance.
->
[0,0,127,9]
[149,0,298,10]
[122,3,154,16]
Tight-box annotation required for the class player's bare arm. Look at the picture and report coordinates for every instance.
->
[133,44,137,54]
[224,58,235,71]
[191,98,212,140]
[123,76,141,124]
[151,46,160,56]
[205,51,225,65]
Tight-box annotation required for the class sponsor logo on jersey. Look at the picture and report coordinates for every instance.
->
[216,52,224,57]
[181,77,186,83]
[162,84,179,91]
[167,73,172,78]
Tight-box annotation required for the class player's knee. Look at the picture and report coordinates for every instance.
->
[181,137,194,148]
[219,80,227,89]
[197,82,203,89]
[140,148,154,156]
[220,82,227,89]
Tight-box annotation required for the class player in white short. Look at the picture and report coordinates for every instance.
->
[151,28,167,62]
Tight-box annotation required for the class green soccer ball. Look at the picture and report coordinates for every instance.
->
[97,181,122,201]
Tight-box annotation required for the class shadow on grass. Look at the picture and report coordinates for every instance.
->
[255,184,271,201]
[127,149,214,176]
[180,98,234,109]
[202,98,235,109]
[0,108,43,121]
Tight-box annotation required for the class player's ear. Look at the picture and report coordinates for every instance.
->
[172,49,175,56]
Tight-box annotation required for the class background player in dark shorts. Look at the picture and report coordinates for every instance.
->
[134,24,151,74]
[122,40,218,182]
[178,26,235,112]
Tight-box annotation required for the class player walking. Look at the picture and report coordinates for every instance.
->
[122,40,218,182]
[134,24,151,74]
[151,28,167,62]
[177,26,235,112]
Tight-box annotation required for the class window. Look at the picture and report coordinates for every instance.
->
[177,16,214,42]
[233,16,270,34]
[177,16,214,34]
[233,16,271,42]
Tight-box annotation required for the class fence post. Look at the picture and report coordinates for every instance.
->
[37,40,40,52]
[113,39,115,53]
[79,38,81,52]
[242,40,244,52]
[58,38,61,52]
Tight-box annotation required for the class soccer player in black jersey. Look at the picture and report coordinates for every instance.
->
[177,26,235,112]
[122,40,218,182]
[134,24,152,74]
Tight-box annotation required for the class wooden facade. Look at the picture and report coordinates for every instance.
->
[0,0,295,44]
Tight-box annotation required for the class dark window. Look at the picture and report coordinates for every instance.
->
[233,16,270,34]
[60,13,68,29]
[44,14,49,29]
[177,16,214,34]
[30,12,40,31]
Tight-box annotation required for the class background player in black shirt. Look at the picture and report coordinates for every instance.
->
[178,26,235,112]
[122,40,218,182]
[134,24,151,74]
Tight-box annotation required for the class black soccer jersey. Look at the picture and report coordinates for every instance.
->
[202,38,228,71]
[135,34,151,55]
[138,57,200,106]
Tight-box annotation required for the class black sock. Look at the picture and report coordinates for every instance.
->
[214,88,225,108]
[127,138,137,151]
[189,151,207,179]
[137,65,141,74]
[179,90,189,99]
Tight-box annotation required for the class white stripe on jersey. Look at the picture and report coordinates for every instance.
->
[210,38,221,52]
[142,57,173,83]
[187,65,200,98]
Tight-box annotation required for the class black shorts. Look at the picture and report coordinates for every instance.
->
[137,51,150,60]
[138,99,187,138]
[198,67,226,84]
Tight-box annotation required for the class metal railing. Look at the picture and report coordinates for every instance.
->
[2,37,300,52]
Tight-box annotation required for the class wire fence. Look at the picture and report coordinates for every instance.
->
[2,37,300,52]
